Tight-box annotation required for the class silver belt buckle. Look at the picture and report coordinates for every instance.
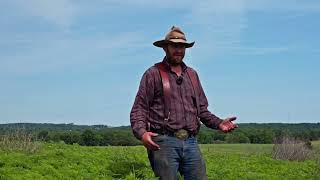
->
[174,129,189,140]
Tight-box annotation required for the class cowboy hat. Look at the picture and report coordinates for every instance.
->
[153,26,195,48]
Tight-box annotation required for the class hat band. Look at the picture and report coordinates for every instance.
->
[167,36,186,41]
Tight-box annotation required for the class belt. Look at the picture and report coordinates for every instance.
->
[151,128,196,140]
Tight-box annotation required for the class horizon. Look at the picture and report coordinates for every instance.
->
[1,1,320,126]
[1,121,320,127]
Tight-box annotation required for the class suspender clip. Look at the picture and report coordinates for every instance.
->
[164,112,170,121]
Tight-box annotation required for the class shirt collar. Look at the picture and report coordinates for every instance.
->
[162,57,188,72]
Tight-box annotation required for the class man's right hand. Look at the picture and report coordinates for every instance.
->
[141,132,160,151]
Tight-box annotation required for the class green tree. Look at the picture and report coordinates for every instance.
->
[37,130,49,141]
[60,132,80,144]
[81,129,97,146]
[225,132,250,143]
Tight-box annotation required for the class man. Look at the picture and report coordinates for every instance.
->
[130,26,238,180]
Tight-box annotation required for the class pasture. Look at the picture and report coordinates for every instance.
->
[0,142,319,179]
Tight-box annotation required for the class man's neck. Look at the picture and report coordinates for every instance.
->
[171,65,182,76]
[164,57,183,76]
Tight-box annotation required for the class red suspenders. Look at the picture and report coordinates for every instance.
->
[155,62,171,121]
[155,62,200,121]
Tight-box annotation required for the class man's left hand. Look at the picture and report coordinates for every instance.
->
[219,117,238,133]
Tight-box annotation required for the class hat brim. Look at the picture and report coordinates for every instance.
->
[153,39,195,48]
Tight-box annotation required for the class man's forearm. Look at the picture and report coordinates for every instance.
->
[199,112,223,129]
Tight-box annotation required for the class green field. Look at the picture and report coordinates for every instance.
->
[0,142,319,180]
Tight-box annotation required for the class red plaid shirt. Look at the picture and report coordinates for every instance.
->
[130,59,222,140]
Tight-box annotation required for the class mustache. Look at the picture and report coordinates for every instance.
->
[173,53,183,56]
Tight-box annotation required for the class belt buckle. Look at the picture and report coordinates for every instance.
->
[174,129,189,140]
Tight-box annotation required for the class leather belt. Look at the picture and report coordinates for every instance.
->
[151,128,195,140]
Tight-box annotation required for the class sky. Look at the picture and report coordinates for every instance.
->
[0,0,320,126]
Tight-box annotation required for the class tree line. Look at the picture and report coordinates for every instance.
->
[0,123,319,146]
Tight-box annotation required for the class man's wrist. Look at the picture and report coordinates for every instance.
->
[213,118,224,129]
[137,128,147,140]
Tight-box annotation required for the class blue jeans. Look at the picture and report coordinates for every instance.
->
[148,135,207,180]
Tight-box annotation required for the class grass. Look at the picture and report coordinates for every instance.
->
[200,143,273,155]
[0,143,155,180]
[0,142,319,179]
[201,143,319,180]
[312,141,320,179]
[313,140,320,147]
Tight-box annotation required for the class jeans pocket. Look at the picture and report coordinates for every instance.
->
[152,135,166,143]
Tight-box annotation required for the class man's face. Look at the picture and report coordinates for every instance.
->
[164,43,186,65]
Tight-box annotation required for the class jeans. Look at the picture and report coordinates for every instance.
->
[148,135,208,180]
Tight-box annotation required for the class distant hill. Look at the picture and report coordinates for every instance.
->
[1,122,319,145]
[1,122,320,133]
[0,123,109,133]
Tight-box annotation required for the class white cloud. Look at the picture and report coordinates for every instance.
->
[246,0,320,12]
[183,0,320,60]
[5,0,315,31]
[0,31,146,74]
[6,0,76,29]
[183,0,247,59]
[1,0,319,74]
[221,46,290,55]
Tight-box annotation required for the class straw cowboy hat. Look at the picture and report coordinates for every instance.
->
[153,26,195,48]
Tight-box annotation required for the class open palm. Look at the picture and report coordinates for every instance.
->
[219,116,238,133]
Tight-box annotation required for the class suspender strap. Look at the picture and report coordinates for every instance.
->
[186,68,200,116]
[155,62,201,121]
[155,62,171,120]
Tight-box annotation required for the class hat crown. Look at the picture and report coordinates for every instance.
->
[165,26,187,41]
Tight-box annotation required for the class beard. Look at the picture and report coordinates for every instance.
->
[166,53,185,66]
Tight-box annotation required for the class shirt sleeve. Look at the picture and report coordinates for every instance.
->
[196,72,223,129]
[130,69,154,140]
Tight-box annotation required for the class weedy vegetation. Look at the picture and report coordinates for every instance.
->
[0,127,319,180]
[272,136,313,161]
[0,141,319,179]
[0,129,42,154]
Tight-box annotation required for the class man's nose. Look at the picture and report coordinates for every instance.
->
[175,47,184,52]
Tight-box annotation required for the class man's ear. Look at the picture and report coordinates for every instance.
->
[162,47,168,53]
[162,45,168,54]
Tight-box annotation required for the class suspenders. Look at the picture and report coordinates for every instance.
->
[155,62,171,121]
[155,62,200,123]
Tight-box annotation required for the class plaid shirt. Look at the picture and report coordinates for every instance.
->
[130,59,223,140]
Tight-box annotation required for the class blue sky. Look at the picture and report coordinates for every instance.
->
[1,0,319,126]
